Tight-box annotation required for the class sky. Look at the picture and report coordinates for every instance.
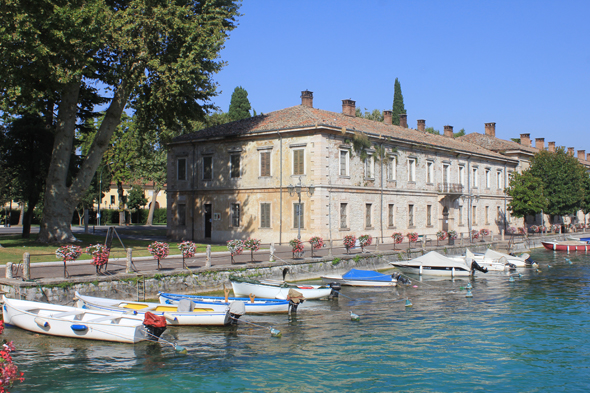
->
[209,0,590,152]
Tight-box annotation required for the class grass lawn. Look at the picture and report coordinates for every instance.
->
[0,234,228,264]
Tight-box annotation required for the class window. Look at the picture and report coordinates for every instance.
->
[260,203,271,228]
[497,170,503,189]
[230,154,240,178]
[231,203,240,227]
[485,206,490,225]
[294,203,304,229]
[293,149,305,175]
[203,156,213,180]
[459,165,466,186]
[178,204,186,226]
[459,206,463,225]
[408,158,416,182]
[177,158,187,181]
[427,205,432,226]
[260,151,271,177]
[365,156,374,179]
[340,150,349,176]
[497,206,502,221]
[408,204,414,227]
[110,195,115,205]
[442,164,449,184]
[472,205,477,225]
[340,203,348,228]
[472,167,478,188]
[365,204,372,228]
[485,169,490,188]
[427,162,434,184]
[387,156,397,181]
[388,204,395,227]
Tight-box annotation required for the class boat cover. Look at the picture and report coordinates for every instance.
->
[399,251,470,270]
[342,269,392,282]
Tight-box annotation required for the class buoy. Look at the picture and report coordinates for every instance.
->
[548,265,552,268]
[350,311,360,321]
[70,324,88,332]
[466,283,473,289]
[412,285,418,288]
[405,299,413,307]
[532,262,539,268]
[536,269,542,273]
[270,328,282,337]
[509,276,515,282]
[174,345,188,354]
[465,289,473,298]
[518,273,523,278]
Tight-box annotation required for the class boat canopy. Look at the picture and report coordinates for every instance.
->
[402,251,471,270]
[342,269,392,282]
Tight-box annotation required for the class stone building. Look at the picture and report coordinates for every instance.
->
[167,91,526,244]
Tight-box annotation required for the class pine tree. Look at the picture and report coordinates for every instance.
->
[391,78,406,126]
[228,86,252,121]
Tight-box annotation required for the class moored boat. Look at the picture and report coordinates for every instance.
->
[542,240,590,252]
[389,251,488,277]
[75,292,240,326]
[158,292,290,314]
[231,279,334,300]
[320,269,398,287]
[2,296,155,343]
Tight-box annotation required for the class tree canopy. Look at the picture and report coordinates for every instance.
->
[391,78,406,126]
[0,0,240,242]
[228,86,252,121]
[505,170,548,218]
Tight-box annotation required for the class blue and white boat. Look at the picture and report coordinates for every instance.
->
[159,292,291,314]
[320,269,398,287]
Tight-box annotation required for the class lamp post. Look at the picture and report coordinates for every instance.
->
[287,177,315,240]
[461,193,480,242]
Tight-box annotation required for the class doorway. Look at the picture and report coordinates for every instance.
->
[204,204,212,238]
[442,206,449,232]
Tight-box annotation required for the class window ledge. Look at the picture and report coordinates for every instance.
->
[339,175,351,179]
[339,227,350,231]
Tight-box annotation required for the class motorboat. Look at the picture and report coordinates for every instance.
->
[158,292,290,314]
[75,292,242,326]
[231,279,334,300]
[542,240,590,252]
[389,251,488,277]
[2,296,158,343]
[320,269,399,287]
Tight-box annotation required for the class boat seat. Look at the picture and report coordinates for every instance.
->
[52,310,85,318]
[88,315,121,323]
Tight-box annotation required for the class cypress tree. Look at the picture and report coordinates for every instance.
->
[228,86,252,121]
[391,78,406,126]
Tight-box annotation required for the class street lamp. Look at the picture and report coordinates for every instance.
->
[460,193,480,242]
[287,177,315,240]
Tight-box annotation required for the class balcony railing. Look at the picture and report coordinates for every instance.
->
[437,183,464,194]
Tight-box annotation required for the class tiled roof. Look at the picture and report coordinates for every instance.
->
[457,132,538,154]
[172,105,515,161]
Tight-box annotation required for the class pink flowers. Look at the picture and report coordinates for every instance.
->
[309,236,324,250]
[226,240,244,256]
[178,241,196,258]
[343,235,356,254]
[406,232,419,243]
[0,321,24,391]
[85,244,110,266]
[358,235,372,251]
[289,239,304,255]
[479,228,490,237]
[447,230,458,240]
[436,231,448,241]
[55,245,82,262]
[243,238,261,253]
[471,229,479,239]
[148,241,169,259]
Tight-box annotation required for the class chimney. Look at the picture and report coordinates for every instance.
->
[399,113,408,128]
[417,119,426,132]
[548,142,555,152]
[587,153,590,162]
[578,150,586,160]
[301,90,313,108]
[383,110,392,125]
[484,122,496,137]
[342,99,355,117]
[535,138,545,150]
[568,147,575,156]
[520,134,531,147]
[444,125,454,138]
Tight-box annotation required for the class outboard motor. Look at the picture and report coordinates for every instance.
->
[229,301,246,325]
[392,272,411,285]
[525,257,535,265]
[143,312,167,341]
[506,263,517,271]
[471,261,488,273]
[328,282,341,299]
[287,289,305,313]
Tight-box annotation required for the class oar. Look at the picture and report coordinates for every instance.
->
[143,330,187,354]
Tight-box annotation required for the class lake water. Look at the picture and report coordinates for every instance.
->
[6,249,590,392]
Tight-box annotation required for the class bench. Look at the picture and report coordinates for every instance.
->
[417,235,432,245]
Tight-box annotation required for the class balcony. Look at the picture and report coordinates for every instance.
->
[437,183,464,195]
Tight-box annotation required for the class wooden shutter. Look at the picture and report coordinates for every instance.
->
[260,152,270,176]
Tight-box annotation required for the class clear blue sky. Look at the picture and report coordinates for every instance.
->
[211,0,590,152]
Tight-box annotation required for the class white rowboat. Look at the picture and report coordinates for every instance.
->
[389,251,488,277]
[2,296,148,343]
[231,280,333,300]
[321,269,398,287]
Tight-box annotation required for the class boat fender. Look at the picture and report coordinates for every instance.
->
[34,317,49,328]
[71,324,88,332]
[328,282,341,299]
[163,312,178,322]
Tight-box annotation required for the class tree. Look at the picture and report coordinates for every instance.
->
[391,78,406,126]
[505,170,548,218]
[528,148,587,219]
[425,127,440,135]
[454,128,466,138]
[355,108,383,122]
[228,86,252,121]
[0,0,240,243]
[127,185,148,223]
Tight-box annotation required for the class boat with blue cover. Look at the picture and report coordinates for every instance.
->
[320,269,398,287]
[158,292,291,314]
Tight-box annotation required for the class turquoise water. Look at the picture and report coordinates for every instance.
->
[7,249,590,392]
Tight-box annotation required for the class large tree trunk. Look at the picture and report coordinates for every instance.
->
[146,188,160,226]
[84,208,89,233]
[17,202,24,226]
[22,194,40,239]
[37,80,129,243]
